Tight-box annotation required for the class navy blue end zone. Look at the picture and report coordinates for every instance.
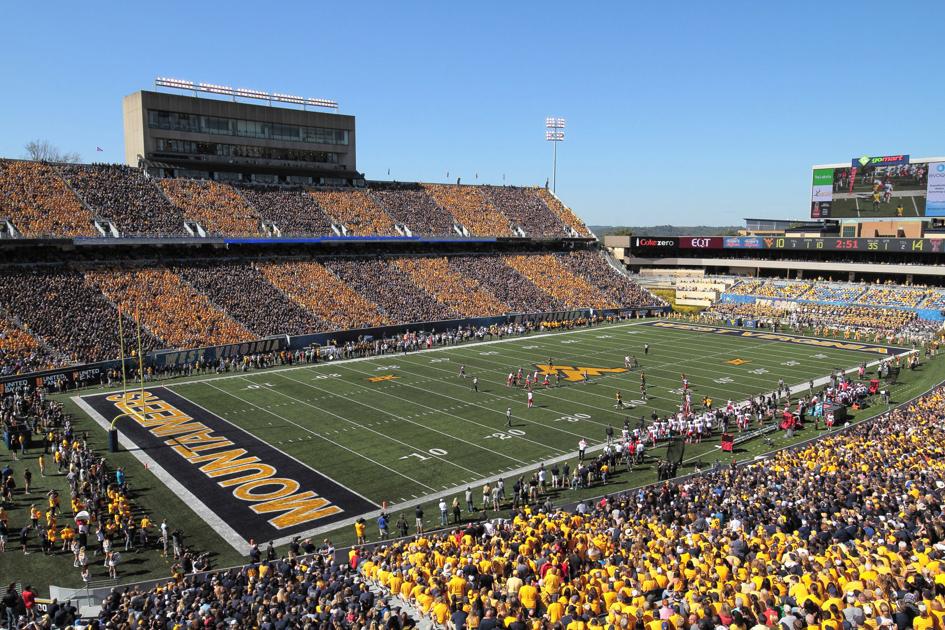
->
[641,320,912,356]
[81,387,375,548]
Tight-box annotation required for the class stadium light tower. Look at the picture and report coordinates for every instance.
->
[545,117,566,193]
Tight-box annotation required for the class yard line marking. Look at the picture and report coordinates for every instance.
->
[276,370,565,460]
[158,319,657,389]
[202,381,437,493]
[240,375,492,475]
[334,360,595,442]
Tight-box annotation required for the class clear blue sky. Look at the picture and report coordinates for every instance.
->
[2,1,943,226]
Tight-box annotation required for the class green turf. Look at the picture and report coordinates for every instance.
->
[5,318,940,594]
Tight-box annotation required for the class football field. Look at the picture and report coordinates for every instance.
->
[73,319,908,552]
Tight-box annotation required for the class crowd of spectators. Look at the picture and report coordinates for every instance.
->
[726,279,767,296]
[423,184,513,236]
[59,164,185,237]
[258,260,389,331]
[175,261,321,337]
[448,256,563,314]
[84,268,253,349]
[0,160,95,237]
[325,258,459,324]
[727,278,945,311]
[0,160,592,240]
[0,318,55,377]
[918,291,945,311]
[483,186,567,237]
[504,254,619,310]
[793,304,935,341]
[237,186,336,237]
[557,251,664,308]
[535,188,590,236]
[354,383,945,630]
[64,377,945,630]
[310,190,396,235]
[855,287,935,309]
[728,280,814,300]
[0,252,662,376]
[393,257,510,317]
[803,284,867,303]
[703,301,943,343]
[0,390,205,626]
[0,267,161,365]
[159,179,261,237]
[370,186,457,235]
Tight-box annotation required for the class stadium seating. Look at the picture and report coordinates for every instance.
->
[919,289,945,311]
[483,186,567,237]
[0,160,96,237]
[856,286,934,309]
[727,279,812,300]
[422,184,512,236]
[370,185,457,235]
[175,261,322,336]
[159,179,261,236]
[504,254,619,309]
[237,186,336,236]
[0,267,161,363]
[324,258,459,323]
[0,317,54,376]
[447,255,563,313]
[0,252,663,375]
[79,381,945,629]
[59,164,185,236]
[535,187,591,236]
[802,283,866,303]
[557,251,663,307]
[310,190,396,235]
[704,301,939,342]
[392,257,510,316]
[361,388,945,629]
[725,279,768,296]
[257,259,390,330]
[85,268,253,349]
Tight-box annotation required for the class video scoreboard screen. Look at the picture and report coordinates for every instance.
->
[811,154,945,219]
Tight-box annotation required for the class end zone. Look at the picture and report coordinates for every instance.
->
[75,386,376,553]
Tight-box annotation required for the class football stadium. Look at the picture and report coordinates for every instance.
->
[3,5,945,629]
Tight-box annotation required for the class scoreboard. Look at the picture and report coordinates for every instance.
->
[722,236,945,253]
[632,235,945,254]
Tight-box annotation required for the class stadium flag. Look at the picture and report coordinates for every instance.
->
[720,433,734,452]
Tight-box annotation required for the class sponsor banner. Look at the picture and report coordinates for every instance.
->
[632,236,679,250]
[678,236,723,249]
[811,201,832,218]
[640,321,911,356]
[811,168,834,202]
[153,338,287,370]
[851,154,910,168]
[927,162,945,217]
[0,366,106,394]
[82,387,375,545]
[722,236,763,249]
